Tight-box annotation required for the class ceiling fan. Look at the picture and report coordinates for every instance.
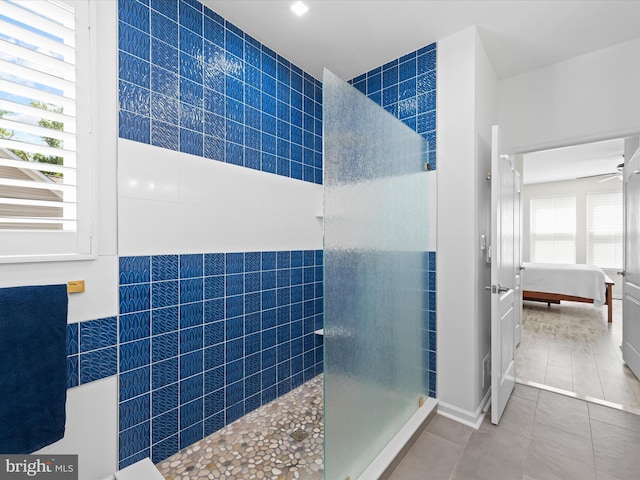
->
[598,162,624,183]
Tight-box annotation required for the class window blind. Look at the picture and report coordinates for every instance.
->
[530,195,576,264]
[0,0,76,231]
[587,191,623,269]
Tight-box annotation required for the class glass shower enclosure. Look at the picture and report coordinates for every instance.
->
[323,69,430,479]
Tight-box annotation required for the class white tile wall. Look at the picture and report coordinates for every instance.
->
[118,139,323,256]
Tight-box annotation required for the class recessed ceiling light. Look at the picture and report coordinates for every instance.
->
[290,1,309,17]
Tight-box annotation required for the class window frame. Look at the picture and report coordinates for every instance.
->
[0,0,98,263]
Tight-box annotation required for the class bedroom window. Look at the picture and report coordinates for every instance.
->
[587,191,623,269]
[530,195,576,264]
[0,0,95,261]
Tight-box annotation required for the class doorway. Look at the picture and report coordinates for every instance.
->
[515,136,640,414]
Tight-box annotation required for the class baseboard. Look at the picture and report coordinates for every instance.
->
[437,396,487,430]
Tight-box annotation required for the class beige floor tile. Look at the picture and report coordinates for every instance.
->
[534,390,591,439]
[388,431,464,480]
[524,422,596,480]
[450,424,529,480]
[591,420,640,480]
[426,414,473,447]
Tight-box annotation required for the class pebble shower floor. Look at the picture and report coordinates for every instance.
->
[156,374,323,479]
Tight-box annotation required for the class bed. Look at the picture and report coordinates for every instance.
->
[522,262,615,323]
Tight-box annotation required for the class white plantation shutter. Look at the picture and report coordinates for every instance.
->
[530,195,576,264]
[587,191,623,269]
[0,0,76,232]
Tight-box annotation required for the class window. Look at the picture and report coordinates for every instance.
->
[587,191,623,269]
[0,0,93,260]
[530,195,576,264]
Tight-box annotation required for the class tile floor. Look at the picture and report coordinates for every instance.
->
[155,307,640,480]
[156,374,323,479]
[389,383,640,480]
[516,299,640,414]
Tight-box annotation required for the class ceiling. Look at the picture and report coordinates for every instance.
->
[204,1,640,81]
[523,138,625,185]
[204,1,640,183]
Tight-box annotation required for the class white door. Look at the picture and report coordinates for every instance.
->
[490,125,517,424]
[514,170,523,347]
[623,146,640,380]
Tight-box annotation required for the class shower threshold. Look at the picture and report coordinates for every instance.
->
[156,374,324,479]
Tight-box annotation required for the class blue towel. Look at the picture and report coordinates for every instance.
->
[0,285,68,453]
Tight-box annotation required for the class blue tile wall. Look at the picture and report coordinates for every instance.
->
[66,317,118,389]
[423,251,437,398]
[118,0,323,184]
[117,250,324,468]
[349,44,437,170]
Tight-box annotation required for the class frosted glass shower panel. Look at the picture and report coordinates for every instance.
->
[323,69,429,480]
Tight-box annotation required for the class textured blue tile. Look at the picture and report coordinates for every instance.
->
[179,421,203,450]
[204,366,224,393]
[179,302,203,329]
[204,342,224,370]
[225,338,243,363]
[119,420,150,462]
[152,408,178,444]
[80,317,117,352]
[204,320,224,347]
[120,311,151,343]
[225,359,243,384]
[80,346,117,383]
[204,299,225,324]
[244,312,260,335]
[66,355,79,389]
[180,279,203,305]
[119,110,150,144]
[66,323,79,356]
[179,1,202,35]
[150,10,178,46]
[180,326,203,354]
[152,434,179,464]
[152,358,178,391]
[204,388,224,416]
[151,255,179,282]
[225,316,243,341]
[262,327,276,350]
[152,305,179,336]
[120,366,151,401]
[155,268,188,300]
[245,332,261,356]
[225,295,244,318]
[119,0,149,32]
[180,375,203,405]
[151,120,179,150]
[151,332,179,362]
[123,84,151,119]
[119,52,150,88]
[180,350,204,378]
[120,393,151,431]
[151,38,179,74]
[119,21,150,61]
[180,102,203,131]
[120,339,151,372]
[225,381,243,408]
[204,411,224,439]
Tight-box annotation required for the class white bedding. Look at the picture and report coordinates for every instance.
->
[522,262,607,307]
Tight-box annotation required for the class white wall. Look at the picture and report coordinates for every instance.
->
[474,33,498,411]
[522,176,624,297]
[499,37,640,154]
[118,140,323,255]
[437,26,497,428]
[35,377,118,480]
